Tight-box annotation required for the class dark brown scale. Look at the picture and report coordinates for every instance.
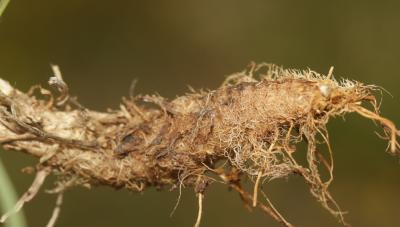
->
[115,133,143,157]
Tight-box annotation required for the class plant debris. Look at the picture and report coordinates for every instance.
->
[0,63,398,227]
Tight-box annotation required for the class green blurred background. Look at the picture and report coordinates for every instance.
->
[0,1,399,226]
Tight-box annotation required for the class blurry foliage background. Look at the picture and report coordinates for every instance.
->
[0,1,399,227]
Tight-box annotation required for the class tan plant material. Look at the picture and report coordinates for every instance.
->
[0,63,398,227]
[45,193,63,227]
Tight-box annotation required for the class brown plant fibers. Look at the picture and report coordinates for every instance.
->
[0,63,398,226]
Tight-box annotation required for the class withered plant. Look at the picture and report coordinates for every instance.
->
[0,63,398,227]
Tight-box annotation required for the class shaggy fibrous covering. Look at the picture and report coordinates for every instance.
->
[0,64,398,226]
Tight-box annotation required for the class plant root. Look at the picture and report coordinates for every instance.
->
[228,180,293,227]
[0,63,398,226]
[194,193,204,227]
[252,171,262,207]
[45,193,63,227]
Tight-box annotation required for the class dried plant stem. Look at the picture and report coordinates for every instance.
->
[0,63,398,227]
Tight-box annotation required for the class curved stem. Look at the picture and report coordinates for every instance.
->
[0,157,27,227]
[0,0,10,17]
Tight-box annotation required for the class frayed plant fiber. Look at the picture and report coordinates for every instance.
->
[0,63,398,227]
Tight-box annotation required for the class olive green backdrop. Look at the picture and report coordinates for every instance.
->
[0,1,399,227]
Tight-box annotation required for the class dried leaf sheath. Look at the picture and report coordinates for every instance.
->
[0,64,398,226]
